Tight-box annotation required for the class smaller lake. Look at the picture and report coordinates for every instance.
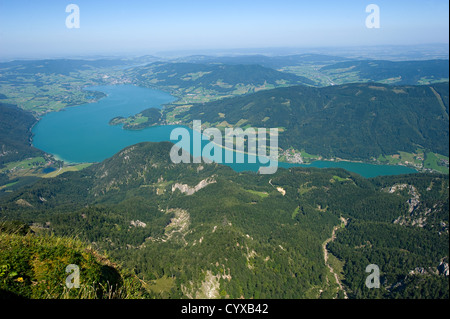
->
[32,85,417,178]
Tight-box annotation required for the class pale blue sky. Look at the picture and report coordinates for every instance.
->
[0,0,448,58]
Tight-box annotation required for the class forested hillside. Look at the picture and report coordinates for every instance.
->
[0,103,44,166]
[0,142,447,299]
[321,60,449,85]
[127,62,315,103]
[176,82,449,160]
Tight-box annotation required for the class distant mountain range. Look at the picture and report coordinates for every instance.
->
[0,55,447,90]
[0,59,129,76]
[173,54,350,68]
[127,62,316,96]
[321,60,449,85]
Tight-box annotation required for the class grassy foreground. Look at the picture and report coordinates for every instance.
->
[0,221,148,299]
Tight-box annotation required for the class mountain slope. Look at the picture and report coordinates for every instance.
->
[128,62,315,103]
[321,60,449,85]
[0,142,447,299]
[0,103,44,166]
[0,221,147,299]
[177,82,449,160]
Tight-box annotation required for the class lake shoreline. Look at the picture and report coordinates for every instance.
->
[31,84,419,178]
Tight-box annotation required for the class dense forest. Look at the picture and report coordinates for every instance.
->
[176,82,449,160]
[0,102,44,166]
[128,62,316,96]
[0,142,447,299]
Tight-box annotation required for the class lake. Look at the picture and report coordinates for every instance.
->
[32,85,417,178]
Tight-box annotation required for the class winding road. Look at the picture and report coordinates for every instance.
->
[322,217,348,299]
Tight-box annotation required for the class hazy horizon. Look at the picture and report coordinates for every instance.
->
[0,0,448,60]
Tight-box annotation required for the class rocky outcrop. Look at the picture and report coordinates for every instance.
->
[172,177,216,196]
[16,198,33,207]
[182,269,231,299]
[130,220,147,228]
[387,184,420,213]
[389,183,448,234]
[408,259,449,277]
[438,261,449,276]
[390,184,425,227]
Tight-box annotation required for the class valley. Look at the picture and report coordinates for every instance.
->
[0,53,448,300]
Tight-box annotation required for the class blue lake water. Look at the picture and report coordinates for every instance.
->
[32,85,417,178]
[33,85,177,163]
